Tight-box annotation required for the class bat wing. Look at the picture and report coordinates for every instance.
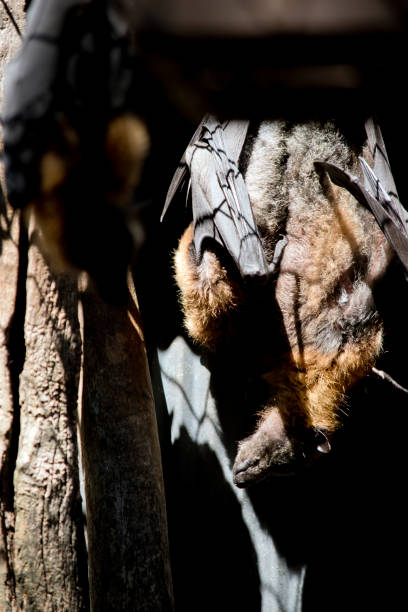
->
[315,127,408,277]
[161,119,205,220]
[163,115,271,283]
[363,117,408,235]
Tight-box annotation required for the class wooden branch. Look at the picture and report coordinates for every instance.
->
[125,0,406,36]
[372,366,408,395]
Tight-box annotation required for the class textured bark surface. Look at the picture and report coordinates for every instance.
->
[0,184,20,611]
[0,3,24,608]
[1,155,89,612]
[12,239,88,611]
[80,278,174,611]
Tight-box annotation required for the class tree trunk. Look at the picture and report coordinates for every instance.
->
[79,277,174,611]
[13,236,88,611]
[1,193,90,612]
[1,6,27,607]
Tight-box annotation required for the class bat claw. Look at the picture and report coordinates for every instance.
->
[267,236,288,275]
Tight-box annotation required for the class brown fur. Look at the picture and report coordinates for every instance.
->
[105,114,150,207]
[30,149,73,272]
[260,326,382,433]
[174,223,245,348]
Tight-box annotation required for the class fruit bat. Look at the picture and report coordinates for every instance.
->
[1,0,149,303]
[170,115,408,487]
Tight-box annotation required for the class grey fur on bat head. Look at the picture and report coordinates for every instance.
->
[174,119,392,487]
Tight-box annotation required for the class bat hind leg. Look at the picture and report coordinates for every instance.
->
[174,223,245,350]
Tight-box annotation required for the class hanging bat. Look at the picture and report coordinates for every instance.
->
[2,0,150,303]
[168,115,406,487]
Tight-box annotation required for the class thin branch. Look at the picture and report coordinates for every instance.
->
[372,367,408,395]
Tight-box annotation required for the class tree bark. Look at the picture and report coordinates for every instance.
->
[1,180,89,612]
[1,4,26,607]
[12,237,88,611]
[0,182,20,611]
[79,277,174,611]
